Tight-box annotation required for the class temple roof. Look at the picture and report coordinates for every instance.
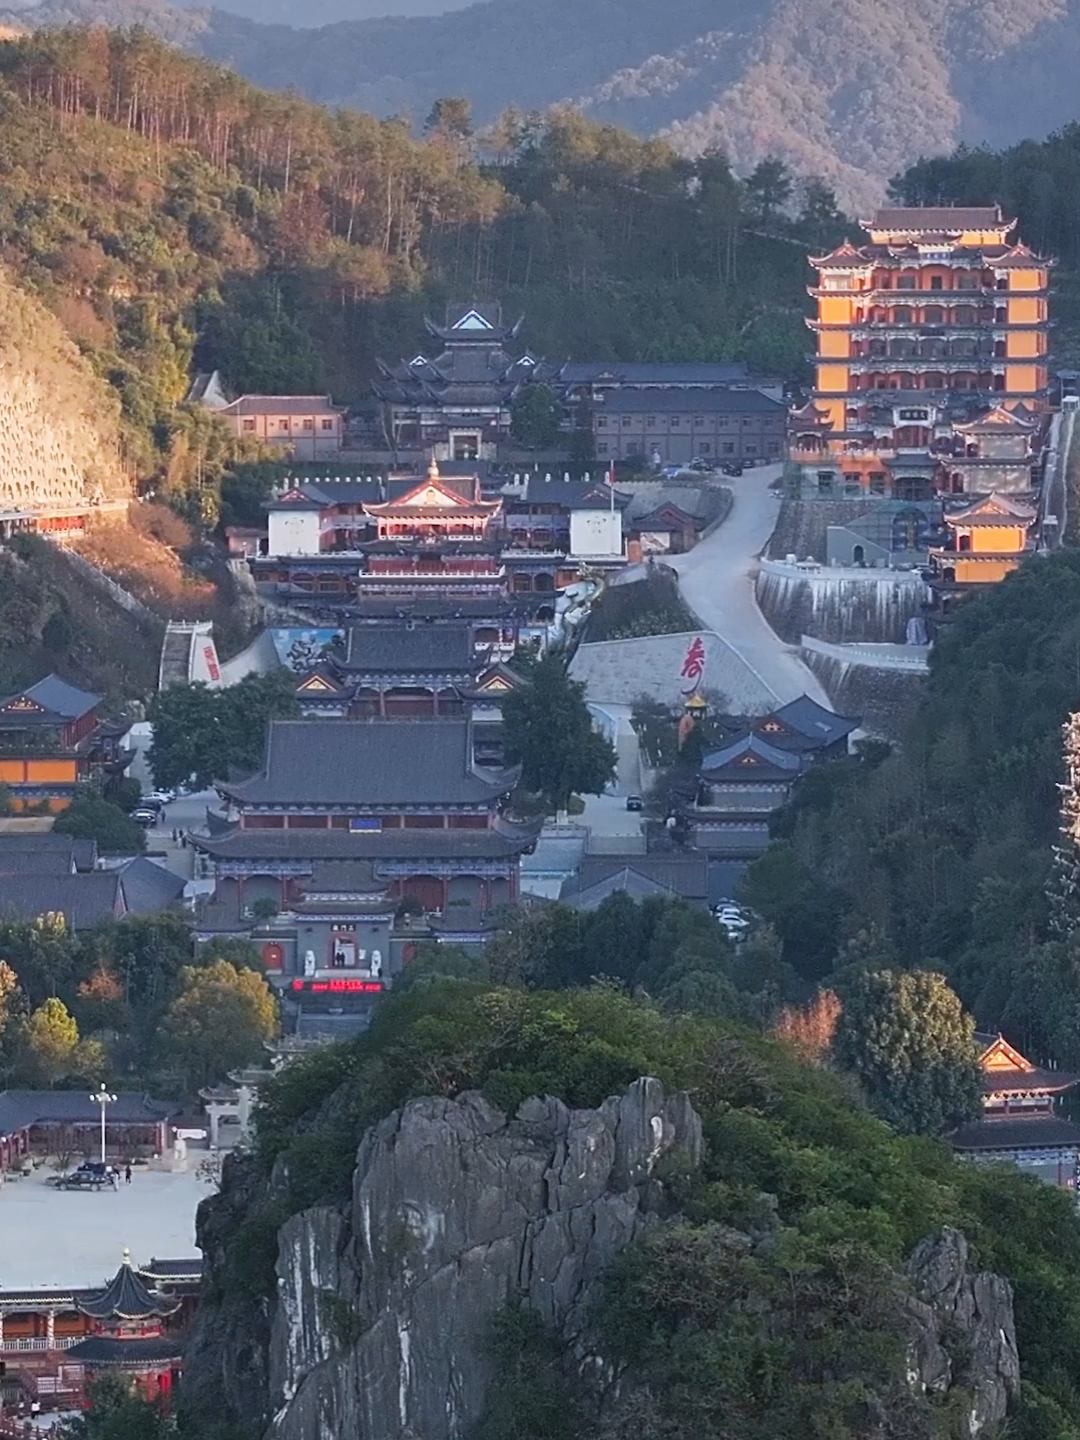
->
[218,395,341,417]
[953,404,1037,434]
[863,206,1010,234]
[65,1335,185,1367]
[976,1033,1079,1095]
[701,733,806,781]
[77,1254,180,1321]
[192,822,541,861]
[0,674,101,728]
[943,493,1036,527]
[340,623,477,673]
[948,1116,1080,1151]
[365,468,501,520]
[754,695,860,751]
[218,719,518,807]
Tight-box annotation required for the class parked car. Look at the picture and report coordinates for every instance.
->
[50,1162,115,1191]
[721,462,744,477]
[131,808,158,827]
[660,464,683,479]
[688,457,714,473]
[625,794,644,812]
[144,790,174,807]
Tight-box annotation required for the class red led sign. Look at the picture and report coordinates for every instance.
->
[289,978,384,993]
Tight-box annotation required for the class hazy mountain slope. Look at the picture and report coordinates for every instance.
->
[4,0,1079,207]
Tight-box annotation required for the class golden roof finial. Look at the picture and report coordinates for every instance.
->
[122,1247,131,1266]
[428,454,440,480]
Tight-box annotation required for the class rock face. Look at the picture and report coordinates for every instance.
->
[904,1227,1020,1437]
[0,268,129,513]
[265,1078,701,1440]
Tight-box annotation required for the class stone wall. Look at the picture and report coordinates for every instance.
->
[756,558,930,644]
[801,642,928,737]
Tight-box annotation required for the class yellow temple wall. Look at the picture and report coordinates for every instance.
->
[815,364,850,393]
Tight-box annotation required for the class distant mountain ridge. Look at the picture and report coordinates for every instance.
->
[5,0,1080,208]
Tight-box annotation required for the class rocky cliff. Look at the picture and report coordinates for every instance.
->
[0,267,130,514]
[187,1073,1024,1440]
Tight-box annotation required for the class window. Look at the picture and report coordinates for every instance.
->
[744,444,757,454]
[596,416,607,428]
[930,276,943,290]
[279,420,289,431]
[923,305,943,325]
[645,415,656,426]
[897,274,916,290]
[722,442,735,454]
[893,306,912,324]
[596,441,609,455]
[302,419,314,430]
[699,442,711,454]
[670,416,681,426]
[242,419,256,432]
[321,419,334,431]
[694,416,705,426]
[767,441,779,454]
[621,416,632,427]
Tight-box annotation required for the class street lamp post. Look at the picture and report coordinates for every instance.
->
[89,1084,117,1165]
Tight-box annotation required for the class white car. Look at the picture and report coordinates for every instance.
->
[144,790,175,806]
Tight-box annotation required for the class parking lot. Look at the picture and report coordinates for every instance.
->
[0,1165,208,1289]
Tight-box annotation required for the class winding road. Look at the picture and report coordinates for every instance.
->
[665,464,831,709]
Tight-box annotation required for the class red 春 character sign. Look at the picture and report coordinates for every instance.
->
[680,636,706,683]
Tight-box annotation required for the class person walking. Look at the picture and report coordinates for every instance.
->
[124,1163,132,1184]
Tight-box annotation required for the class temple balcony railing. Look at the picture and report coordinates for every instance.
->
[0,1337,83,1353]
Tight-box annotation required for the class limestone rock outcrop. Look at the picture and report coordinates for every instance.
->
[904,1227,1020,1437]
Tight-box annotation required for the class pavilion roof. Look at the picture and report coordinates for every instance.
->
[77,1254,180,1321]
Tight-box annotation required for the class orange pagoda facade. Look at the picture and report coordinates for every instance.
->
[791,205,1051,514]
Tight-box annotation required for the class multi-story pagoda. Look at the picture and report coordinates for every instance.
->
[65,1251,183,1400]
[793,206,1051,502]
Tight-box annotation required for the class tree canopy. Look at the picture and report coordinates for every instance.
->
[148,670,298,789]
[162,959,278,1090]
[501,655,616,811]
[831,969,982,1135]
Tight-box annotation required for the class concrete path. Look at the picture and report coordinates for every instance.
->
[577,704,646,845]
[665,465,831,708]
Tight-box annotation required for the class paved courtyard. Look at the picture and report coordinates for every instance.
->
[0,1166,208,1290]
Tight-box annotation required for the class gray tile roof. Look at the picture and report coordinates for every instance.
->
[558,362,751,385]
[573,854,710,901]
[117,858,186,915]
[764,696,860,749]
[0,1090,180,1136]
[701,733,806,777]
[869,206,1004,232]
[948,1116,1080,1151]
[25,675,103,718]
[221,719,516,807]
[341,624,476,673]
[510,479,631,509]
[0,834,96,869]
[0,848,75,875]
[562,868,677,910]
[223,395,340,417]
[193,822,540,861]
[597,388,785,415]
[0,873,123,928]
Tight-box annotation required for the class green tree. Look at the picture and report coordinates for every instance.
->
[424,96,473,141]
[65,1375,170,1440]
[54,796,146,855]
[501,656,616,812]
[831,969,981,1135]
[148,671,298,789]
[510,383,560,449]
[744,156,793,227]
[162,959,278,1090]
[16,995,80,1086]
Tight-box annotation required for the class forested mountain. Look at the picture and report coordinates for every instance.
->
[0,28,837,516]
[7,0,1080,209]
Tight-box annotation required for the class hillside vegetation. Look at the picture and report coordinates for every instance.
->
[0,27,837,497]
[190,978,1080,1439]
[10,0,1079,210]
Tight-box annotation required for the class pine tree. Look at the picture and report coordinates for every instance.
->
[1048,711,1080,939]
